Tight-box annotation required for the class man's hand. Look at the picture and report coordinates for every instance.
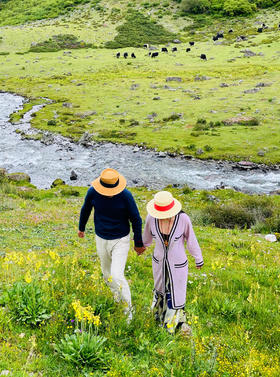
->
[78,231,85,238]
[196,266,202,270]
[134,246,146,255]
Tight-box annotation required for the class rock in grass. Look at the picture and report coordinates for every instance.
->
[196,148,204,155]
[166,77,182,82]
[241,49,256,57]
[223,116,259,126]
[7,172,31,183]
[265,234,277,242]
[130,84,139,90]
[0,168,7,178]
[79,132,92,147]
[0,371,10,376]
[75,111,97,118]
[51,178,65,188]
[195,75,211,81]
[63,102,73,108]
[256,82,272,87]
[243,88,261,94]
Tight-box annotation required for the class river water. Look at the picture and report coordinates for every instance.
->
[0,93,280,194]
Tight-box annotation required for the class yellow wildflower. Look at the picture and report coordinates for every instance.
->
[24,271,32,284]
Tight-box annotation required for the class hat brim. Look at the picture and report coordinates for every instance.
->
[92,174,127,196]
[146,198,182,219]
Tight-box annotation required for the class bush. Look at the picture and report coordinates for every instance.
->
[181,0,211,14]
[55,332,108,368]
[47,120,57,126]
[105,10,176,48]
[203,195,278,230]
[182,185,192,194]
[223,0,256,15]
[29,34,94,53]
[242,196,274,220]
[205,203,255,229]
[4,281,51,326]
[204,145,213,152]
[60,187,80,197]
[256,0,279,8]
[263,213,280,233]
[162,113,181,122]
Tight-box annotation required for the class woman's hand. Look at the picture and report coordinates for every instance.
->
[78,231,85,238]
[196,266,202,270]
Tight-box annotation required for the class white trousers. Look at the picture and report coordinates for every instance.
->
[95,234,131,308]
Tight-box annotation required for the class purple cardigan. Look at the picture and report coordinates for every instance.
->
[143,212,203,309]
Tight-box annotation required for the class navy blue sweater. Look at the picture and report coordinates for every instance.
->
[79,187,143,247]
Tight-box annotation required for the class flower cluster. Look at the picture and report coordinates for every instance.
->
[71,300,101,327]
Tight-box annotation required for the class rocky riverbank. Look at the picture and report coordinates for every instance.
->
[1,92,280,194]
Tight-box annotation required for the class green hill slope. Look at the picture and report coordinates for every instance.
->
[0,0,101,26]
[0,178,279,376]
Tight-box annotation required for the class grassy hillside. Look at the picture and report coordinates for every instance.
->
[0,1,279,163]
[0,178,279,376]
[0,8,279,163]
[0,0,102,26]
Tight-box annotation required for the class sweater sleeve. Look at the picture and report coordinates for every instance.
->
[143,215,154,247]
[184,215,204,268]
[126,191,143,247]
[79,187,94,232]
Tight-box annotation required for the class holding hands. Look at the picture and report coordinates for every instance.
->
[134,246,146,255]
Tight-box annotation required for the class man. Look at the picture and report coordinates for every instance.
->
[78,168,145,322]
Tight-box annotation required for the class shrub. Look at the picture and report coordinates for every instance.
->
[29,34,94,53]
[263,213,280,233]
[186,144,196,150]
[256,0,278,8]
[55,332,108,368]
[97,130,136,140]
[241,196,274,220]
[181,0,211,14]
[223,0,256,16]
[105,10,176,48]
[47,120,57,126]
[204,145,213,152]
[182,185,192,194]
[60,187,80,197]
[194,123,209,131]
[5,281,51,326]
[205,203,255,229]
[162,113,181,122]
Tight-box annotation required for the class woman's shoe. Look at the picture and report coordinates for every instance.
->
[180,323,192,337]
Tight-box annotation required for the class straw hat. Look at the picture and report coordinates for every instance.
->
[147,191,182,219]
[92,168,126,196]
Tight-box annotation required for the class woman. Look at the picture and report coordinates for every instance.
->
[142,191,203,334]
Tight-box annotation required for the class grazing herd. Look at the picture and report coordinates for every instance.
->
[115,23,280,61]
[115,40,208,60]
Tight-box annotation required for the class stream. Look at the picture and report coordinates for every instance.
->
[0,92,280,194]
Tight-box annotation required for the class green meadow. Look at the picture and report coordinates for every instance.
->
[0,179,280,376]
